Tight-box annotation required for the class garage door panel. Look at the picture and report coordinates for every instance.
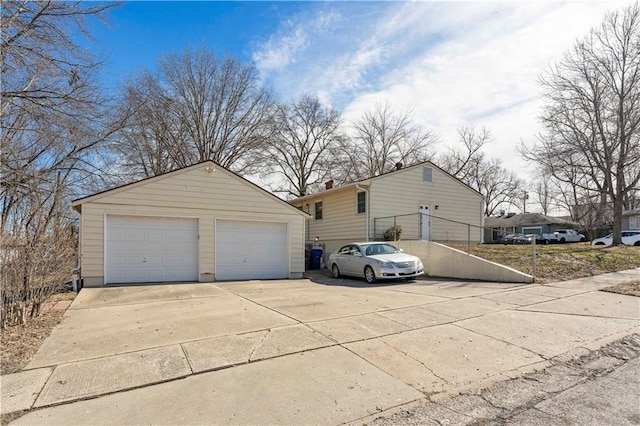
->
[106,215,198,284]
[216,220,288,281]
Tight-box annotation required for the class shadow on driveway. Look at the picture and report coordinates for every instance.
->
[304,269,441,288]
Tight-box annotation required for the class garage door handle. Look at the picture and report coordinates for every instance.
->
[142,257,147,263]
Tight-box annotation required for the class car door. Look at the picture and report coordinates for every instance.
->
[333,245,354,275]
[622,231,640,245]
[349,245,367,277]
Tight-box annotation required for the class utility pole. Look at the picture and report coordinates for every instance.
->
[523,191,529,214]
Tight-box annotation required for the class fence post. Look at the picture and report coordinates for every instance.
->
[532,236,536,280]
[394,216,397,241]
[467,224,471,254]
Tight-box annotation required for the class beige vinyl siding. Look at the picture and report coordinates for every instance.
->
[369,166,484,243]
[296,187,367,242]
[77,164,305,286]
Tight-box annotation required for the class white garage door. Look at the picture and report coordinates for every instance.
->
[106,215,199,284]
[216,220,288,280]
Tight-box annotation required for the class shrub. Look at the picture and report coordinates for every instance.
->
[384,224,403,241]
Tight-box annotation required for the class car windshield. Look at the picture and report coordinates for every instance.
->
[362,244,400,256]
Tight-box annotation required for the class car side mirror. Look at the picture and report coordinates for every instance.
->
[398,248,403,253]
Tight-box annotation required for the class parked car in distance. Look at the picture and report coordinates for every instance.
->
[591,230,640,247]
[518,234,549,245]
[542,229,586,243]
[501,234,519,244]
[501,234,548,245]
[327,242,424,283]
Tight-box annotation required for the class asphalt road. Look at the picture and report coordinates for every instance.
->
[368,333,640,426]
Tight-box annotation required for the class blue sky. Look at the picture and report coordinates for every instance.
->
[87,1,630,197]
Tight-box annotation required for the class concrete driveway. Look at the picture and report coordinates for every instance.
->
[4,269,640,424]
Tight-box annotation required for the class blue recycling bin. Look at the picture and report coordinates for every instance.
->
[310,249,323,270]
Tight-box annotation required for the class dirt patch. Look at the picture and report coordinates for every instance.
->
[1,410,28,426]
[600,281,640,297]
[1,292,76,375]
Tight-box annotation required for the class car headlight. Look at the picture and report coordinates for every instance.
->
[378,261,394,268]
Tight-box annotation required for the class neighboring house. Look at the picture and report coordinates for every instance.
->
[72,161,308,287]
[623,209,640,230]
[483,212,580,242]
[289,162,485,257]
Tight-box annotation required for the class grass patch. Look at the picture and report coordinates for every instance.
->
[601,281,640,297]
[449,243,640,283]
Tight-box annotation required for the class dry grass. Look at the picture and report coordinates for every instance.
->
[601,281,640,297]
[449,243,640,284]
[1,292,76,375]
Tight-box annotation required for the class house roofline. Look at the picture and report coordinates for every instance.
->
[290,180,372,203]
[72,160,310,218]
[289,160,482,204]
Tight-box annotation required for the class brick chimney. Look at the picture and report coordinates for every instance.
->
[325,180,334,190]
[395,162,403,171]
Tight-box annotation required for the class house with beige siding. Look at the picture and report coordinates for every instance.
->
[73,161,308,287]
[290,162,484,257]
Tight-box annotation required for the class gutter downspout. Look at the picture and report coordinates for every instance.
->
[356,184,370,241]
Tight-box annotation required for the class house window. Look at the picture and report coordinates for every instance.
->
[631,216,639,229]
[315,201,323,220]
[357,191,366,214]
[423,167,433,184]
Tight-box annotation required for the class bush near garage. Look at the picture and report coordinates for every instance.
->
[1,229,76,328]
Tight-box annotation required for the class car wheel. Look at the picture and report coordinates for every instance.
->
[560,237,566,243]
[594,242,605,246]
[331,264,341,278]
[364,266,377,283]
[634,241,640,247]
[580,237,586,242]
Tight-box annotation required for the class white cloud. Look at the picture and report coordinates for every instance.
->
[252,1,631,179]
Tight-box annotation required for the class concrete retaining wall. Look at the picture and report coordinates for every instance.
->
[394,240,534,283]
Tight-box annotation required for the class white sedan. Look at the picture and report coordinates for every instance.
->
[591,230,640,246]
[327,242,424,283]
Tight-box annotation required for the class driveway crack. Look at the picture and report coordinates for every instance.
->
[248,330,270,362]
[379,339,450,384]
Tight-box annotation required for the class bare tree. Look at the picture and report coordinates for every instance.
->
[439,125,491,183]
[113,47,275,178]
[470,158,523,216]
[530,177,556,215]
[521,2,640,245]
[332,102,436,182]
[1,1,120,326]
[439,125,523,216]
[260,94,344,197]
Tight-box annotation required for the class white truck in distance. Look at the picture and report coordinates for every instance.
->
[542,229,586,243]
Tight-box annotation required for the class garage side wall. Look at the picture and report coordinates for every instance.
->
[78,166,305,286]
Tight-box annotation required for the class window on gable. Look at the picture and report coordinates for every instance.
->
[315,201,323,220]
[357,191,366,214]
[423,167,433,184]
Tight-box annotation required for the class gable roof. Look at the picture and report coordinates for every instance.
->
[484,213,579,228]
[290,160,482,203]
[72,160,310,217]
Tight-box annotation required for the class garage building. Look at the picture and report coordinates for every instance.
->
[72,161,308,286]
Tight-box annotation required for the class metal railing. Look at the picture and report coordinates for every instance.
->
[373,213,484,253]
